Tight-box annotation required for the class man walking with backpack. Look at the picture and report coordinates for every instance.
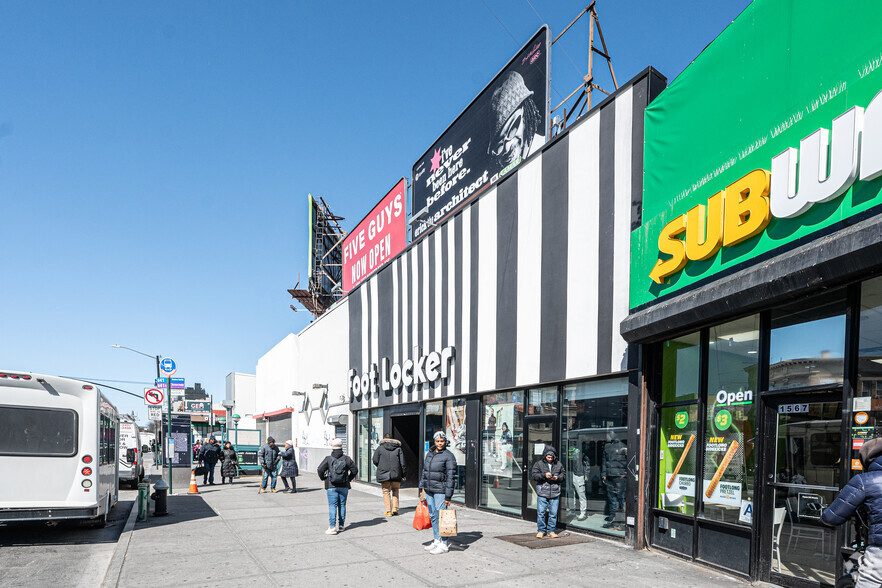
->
[317,439,358,535]
[373,433,406,516]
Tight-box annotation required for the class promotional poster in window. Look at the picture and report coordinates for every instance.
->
[411,26,549,239]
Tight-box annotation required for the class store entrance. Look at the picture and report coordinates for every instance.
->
[391,414,420,488]
[523,416,559,522]
[760,392,844,587]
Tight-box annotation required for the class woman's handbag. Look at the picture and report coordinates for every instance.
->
[439,508,458,537]
[413,500,433,531]
[194,465,207,476]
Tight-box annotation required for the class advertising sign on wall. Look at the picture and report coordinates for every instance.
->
[411,26,549,239]
[342,178,406,293]
[161,413,192,467]
[630,0,882,309]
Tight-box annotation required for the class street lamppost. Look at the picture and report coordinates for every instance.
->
[112,344,169,489]
[233,414,241,446]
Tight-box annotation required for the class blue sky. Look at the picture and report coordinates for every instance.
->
[0,1,751,423]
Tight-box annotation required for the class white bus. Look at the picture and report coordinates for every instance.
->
[0,370,119,526]
[118,419,144,489]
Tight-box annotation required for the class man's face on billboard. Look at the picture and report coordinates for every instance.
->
[491,105,527,166]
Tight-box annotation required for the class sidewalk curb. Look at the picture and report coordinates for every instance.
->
[100,500,139,588]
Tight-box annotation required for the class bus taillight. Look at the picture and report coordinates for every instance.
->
[81,467,92,476]
[82,455,93,464]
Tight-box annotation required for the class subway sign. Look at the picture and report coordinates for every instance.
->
[650,96,881,284]
[631,0,882,308]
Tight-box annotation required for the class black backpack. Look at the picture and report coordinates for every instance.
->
[328,456,349,485]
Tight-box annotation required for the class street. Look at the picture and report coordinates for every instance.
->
[0,490,135,588]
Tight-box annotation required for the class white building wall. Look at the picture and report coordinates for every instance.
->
[253,298,351,473]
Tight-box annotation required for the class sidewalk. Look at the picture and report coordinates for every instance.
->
[113,474,753,588]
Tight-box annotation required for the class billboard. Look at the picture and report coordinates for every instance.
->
[306,193,344,305]
[184,400,210,414]
[342,178,407,293]
[630,0,882,309]
[411,26,549,239]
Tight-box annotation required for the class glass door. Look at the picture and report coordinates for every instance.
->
[763,393,843,586]
[523,416,558,521]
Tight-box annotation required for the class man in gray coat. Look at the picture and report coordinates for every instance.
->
[372,433,406,515]
[531,447,566,538]
[258,436,281,493]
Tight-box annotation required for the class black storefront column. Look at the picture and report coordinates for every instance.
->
[465,396,481,508]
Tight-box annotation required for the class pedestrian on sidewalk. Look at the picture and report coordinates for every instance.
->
[531,446,566,538]
[373,433,406,516]
[220,441,238,484]
[198,436,223,485]
[258,436,281,493]
[317,438,358,535]
[419,431,456,555]
[280,440,299,493]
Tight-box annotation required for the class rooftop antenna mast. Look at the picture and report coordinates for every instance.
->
[550,2,618,134]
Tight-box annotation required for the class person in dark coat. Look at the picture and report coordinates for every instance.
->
[419,431,457,554]
[317,439,358,535]
[531,446,566,538]
[198,436,223,485]
[220,441,238,484]
[280,440,299,493]
[258,437,281,493]
[822,437,882,586]
[373,433,406,516]
[601,431,627,529]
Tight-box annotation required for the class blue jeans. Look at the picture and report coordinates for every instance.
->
[424,492,448,542]
[327,487,349,527]
[261,467,277,490]
[537,496,559,534]
[203,462,216,484]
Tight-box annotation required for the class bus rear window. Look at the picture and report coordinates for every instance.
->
[0,405,78,456]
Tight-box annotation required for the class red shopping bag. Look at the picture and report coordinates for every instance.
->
[413,499,432,531]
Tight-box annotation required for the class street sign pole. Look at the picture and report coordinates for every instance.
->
[167,374,172,494]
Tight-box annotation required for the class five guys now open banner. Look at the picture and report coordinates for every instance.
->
[342,178,407,293]
[411,26,549,239]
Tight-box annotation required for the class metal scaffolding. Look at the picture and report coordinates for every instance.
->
[289,195,346,318]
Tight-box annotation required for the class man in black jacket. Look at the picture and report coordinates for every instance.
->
[419,431,456,554]
[531,447,566,538]
[317,439,358,535]
[198,436,223,485]
[373,433,406,516]
[257,437,281,493]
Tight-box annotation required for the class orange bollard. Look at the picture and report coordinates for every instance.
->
[188,470,199,494]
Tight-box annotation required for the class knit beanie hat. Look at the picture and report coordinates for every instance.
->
[267,436,275,444]
[331,439,343,449]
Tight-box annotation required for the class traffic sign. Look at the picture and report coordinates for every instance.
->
[147,406,162,420]
[159,357,177,375]
[155,377,185,389]
[144,388,164,405]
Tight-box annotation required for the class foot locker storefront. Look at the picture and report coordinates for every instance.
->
[347,68,665,542]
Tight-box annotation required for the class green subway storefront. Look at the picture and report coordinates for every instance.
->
[622,0,882,585]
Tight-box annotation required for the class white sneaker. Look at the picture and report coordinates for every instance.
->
[325,527,337,535]
[429,541,449,555]
[424,539,439,551]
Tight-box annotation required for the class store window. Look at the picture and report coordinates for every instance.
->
[357,411,370,482]
[529,387,558,415]
[857,278,882,466]
[702,315,758,525]
[769,290,846,390]
[560,378,628,536]
[369,408,384,482]
[480,391,524,515]
[659,404,699,515]
[445,398,467,502]
[661,332,701,403]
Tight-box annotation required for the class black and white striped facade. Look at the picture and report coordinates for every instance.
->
[348,68,665,411]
